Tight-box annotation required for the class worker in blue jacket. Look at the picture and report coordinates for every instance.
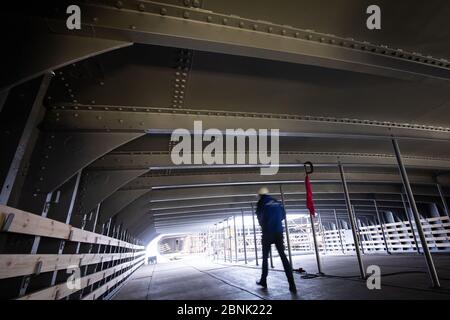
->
[255,187,297,293]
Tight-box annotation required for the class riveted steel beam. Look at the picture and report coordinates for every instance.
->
[90,151,450,171]
[123,171,435,190]
[1,73,54,205]
[30,132,144,194]
[149,198,423,214]
[98,189,148,223]
[44,105,450,143]
[0,16,131,90]
[43,1,450,83]
[74,168,148,217]
[149,184,442,203]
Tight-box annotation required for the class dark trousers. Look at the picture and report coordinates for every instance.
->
[261,232,295,286]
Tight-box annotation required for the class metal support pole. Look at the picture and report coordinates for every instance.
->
[214,223,218,261]
[51,170,82,286]
[333,209,345,254]
[317,210,327,255]
[18,191,54,296]
[401,194,421,253]
[352,205,365,254]
[241,209,247,264]
[233,215,238,263]
[392,139,440,288]
[338,161,366,279]
[250,203,259,266]
[226,218,232,262]
[373,200,390,254]
[279,185,293,268]
[436,183,450,218]
[309,214,323,274]
[221,221,226,262]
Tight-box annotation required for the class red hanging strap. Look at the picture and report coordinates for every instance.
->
[305,175,316,217]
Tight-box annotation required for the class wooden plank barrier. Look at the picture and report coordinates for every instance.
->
[0,205,144,250]
[0,204,147,300]
[18,255,145,300]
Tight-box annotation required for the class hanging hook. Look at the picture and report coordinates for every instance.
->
[304,161,314,175]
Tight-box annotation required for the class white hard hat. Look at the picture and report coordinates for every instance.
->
[258,187,269,196]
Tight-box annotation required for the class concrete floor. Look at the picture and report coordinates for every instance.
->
[113,254,450,300]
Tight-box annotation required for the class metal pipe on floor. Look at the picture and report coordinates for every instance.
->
[250,203,259,266]
[392,138,440,288]
[436,183,450,218]
[333,209,345,254]
[401,194,421,253]
[279,185,293,268]
[241,209,247,264]
[373,200,390,254]
[338,161,366,279]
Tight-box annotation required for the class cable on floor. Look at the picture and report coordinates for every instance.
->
[188,263,269,300]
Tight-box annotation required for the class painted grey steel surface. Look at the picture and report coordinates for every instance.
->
[1,0,450,248]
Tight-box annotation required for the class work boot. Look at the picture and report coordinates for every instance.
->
[256,280,267,288]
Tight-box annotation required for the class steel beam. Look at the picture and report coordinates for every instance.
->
[46,1,450,82]
[392,138,440,288]
[30,132,144,194]
[279,185,293,268]
[75,169,148,217]
[99,189,148,223]
[46,105,450,143]
[401,194,421,253]
[241,209,247,264]
[436,183,450,218]
[0,72,54,205]
[250,203,259,266]
[338,162,366,279]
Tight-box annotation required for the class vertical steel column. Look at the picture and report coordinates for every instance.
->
[233,215,238,262]
[373,200,390,254]
[215,223,219,261]
[0,72,54,205]
[241,209,247,264]
[51,170,83,286]
[227,218,232,262]
[18,191,54,296]
[250,203,259,266]
[309,214,323,274]
[279,185,293,267]
[333,209,345,254]
[88,218,111,294]
[401,194,421,253]
[392,139,440,288]
[0,88,8,113]
[317,210,327,255]
[352,205,365,254]
[338,162,366,279]
[436,183,450,218]
[222,221,227,262]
